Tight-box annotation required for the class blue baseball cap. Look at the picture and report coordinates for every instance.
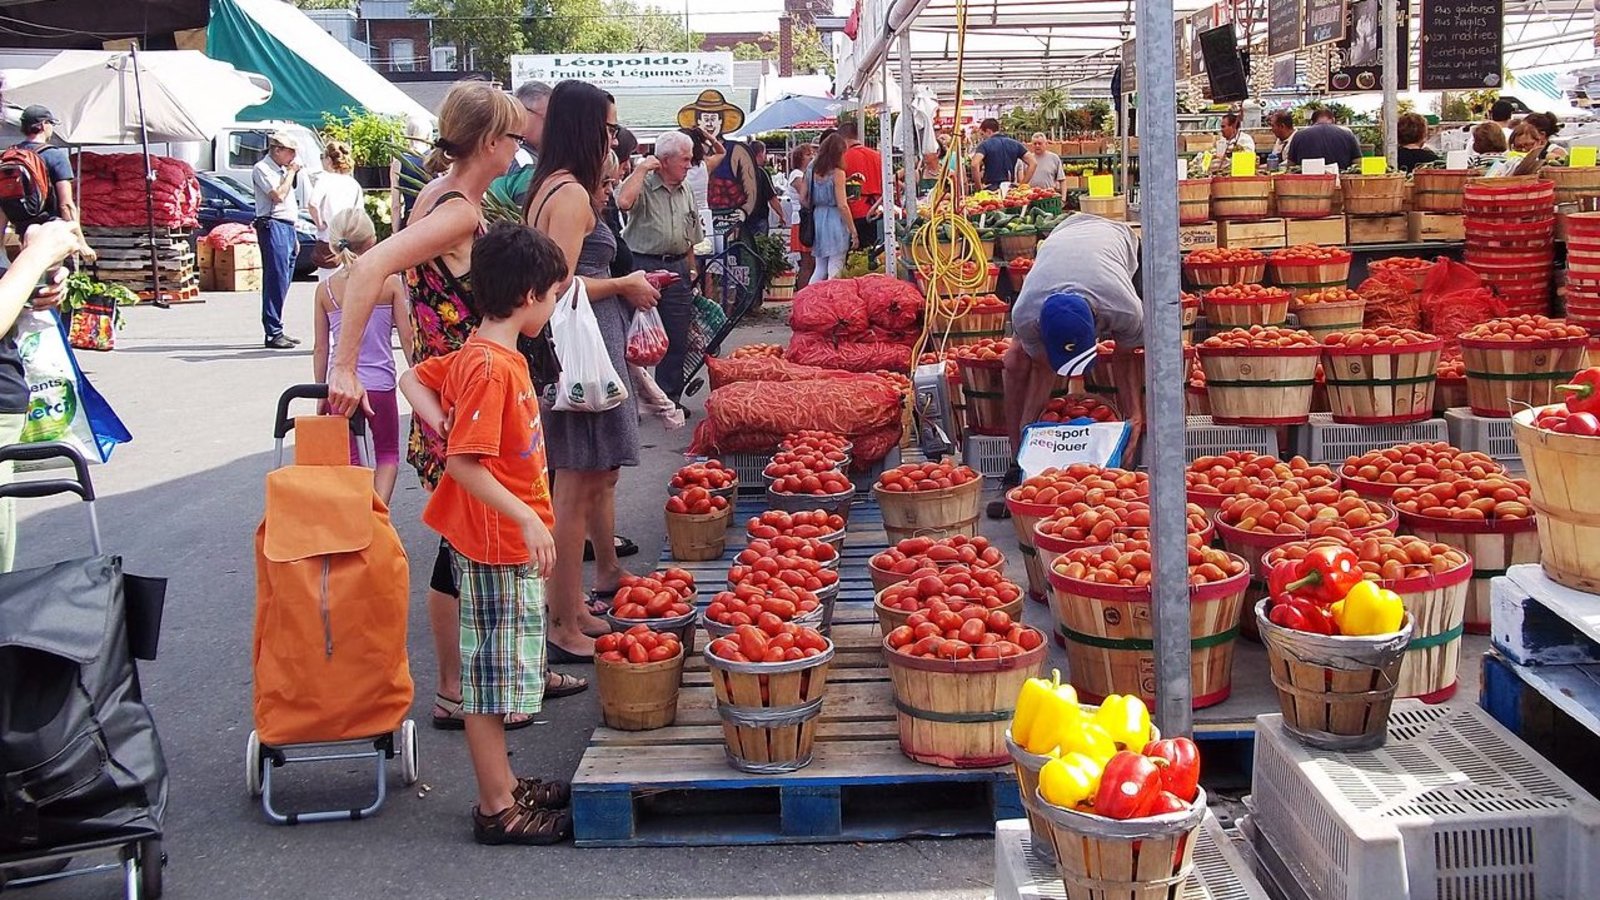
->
[1040,293,1098,377]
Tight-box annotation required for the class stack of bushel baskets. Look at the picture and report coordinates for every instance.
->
[1462,176,1556,316]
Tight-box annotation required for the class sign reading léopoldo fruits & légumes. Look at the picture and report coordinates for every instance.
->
[509,53,734,91]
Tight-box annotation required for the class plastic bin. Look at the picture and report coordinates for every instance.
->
[1292,413,1448,464]
[1444,407,1519,461]
[963,434,1014,480]
[1184,416,1278,462]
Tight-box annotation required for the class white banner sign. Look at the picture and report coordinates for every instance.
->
[509,53,734,92]
[1017,422,1132,478]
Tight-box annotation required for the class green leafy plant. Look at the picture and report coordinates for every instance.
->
[61,271,137,327]
[752,232,793,277]
[364,193,394,242]
[320,108,408,168]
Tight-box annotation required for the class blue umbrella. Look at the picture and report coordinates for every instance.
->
[727,94,843,138]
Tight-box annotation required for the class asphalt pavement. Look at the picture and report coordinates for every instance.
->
[12,285,997,900]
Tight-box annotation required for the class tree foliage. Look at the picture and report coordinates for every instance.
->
[411,0,528,80]
[724,26,834,75]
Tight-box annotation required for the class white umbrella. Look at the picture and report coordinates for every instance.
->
[2,49,272,144]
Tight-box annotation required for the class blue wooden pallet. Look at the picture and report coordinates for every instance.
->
[1483,564,1600,742]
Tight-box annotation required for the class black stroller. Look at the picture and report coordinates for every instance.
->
[0,443,169,898]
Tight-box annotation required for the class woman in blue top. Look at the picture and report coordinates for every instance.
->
[799,134,858,284]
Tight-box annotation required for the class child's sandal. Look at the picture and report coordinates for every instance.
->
[472,803,572,846]
[514,777,571,809]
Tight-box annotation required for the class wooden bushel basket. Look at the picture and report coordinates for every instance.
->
[1342,174,1406,216]
[872,478,982,544]
[931,305,1009,346]
[1201,288,1292,328]
[1182,257,1267,289]
[1033,519,1217,641]
[1460,334,1589,418]
[1412,169,1476,212]
[1256,600,1414,751]
[883,631,1046,767]
[605,607,699,656]
[1434,375,1467,413]
[1273,174,1338,218]
[1036,786,1207,900]
[1320,338,1442,425]
[766,484,856,524]
[1293,299,1367,341]
[765,271,797,302]
[595,648,685,731]
[1078,195,1127,220]
[1006,733,1058,865]
[1210,176,1273,220]
[1007,493,1069,605]
[958,357,1007,436]
[1195,343,1320,426]
[1047,563,1248,709]
[1268,251,1353,298]
[867,550,1007,593]
[1178,179,1211,224]
[873,588,1024,636]
[1545,167,1600,208]
[666,505,733,561]
[997,230,1040,259]
[706,640,835,773]
[1512,407,1600,593]
[1404,510,1538,636]
[1382,559,1473,702]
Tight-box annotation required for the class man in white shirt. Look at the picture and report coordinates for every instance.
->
[1026,133,1064,190]
[1209,114,1256,175]
[252,132,303,349]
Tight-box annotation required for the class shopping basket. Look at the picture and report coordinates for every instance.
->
[680,238,767,398]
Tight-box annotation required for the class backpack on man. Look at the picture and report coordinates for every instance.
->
[0,143,56,225]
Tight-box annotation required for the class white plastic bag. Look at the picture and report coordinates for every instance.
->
[625,307,669,367]
[15,308,129,464]
[547,278,629,413]
[1016,421,1131,479]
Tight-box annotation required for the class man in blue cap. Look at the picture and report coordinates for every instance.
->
[990,213,1145,518]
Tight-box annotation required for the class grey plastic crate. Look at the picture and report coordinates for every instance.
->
[963,434,1014,480]
[1185,416,1278,462]
[1444,407,1520,461]
[1249,701,1600,900]
[1293,413,1448,465]
[717,452,773,494]
[994,815,1269,900]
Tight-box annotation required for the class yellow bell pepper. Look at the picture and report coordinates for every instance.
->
[1021,676,1080,756]
[1012,669,1061,749]
[1093,694,1152,749]
[1331,580,1405,636]
[1059,720,1118,767]
[1038,751,1104,809]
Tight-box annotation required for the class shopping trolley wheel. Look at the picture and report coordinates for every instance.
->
[684,376,706,398]
[135,838,164,899]
[245,730,264,797]
[399,720,419,786]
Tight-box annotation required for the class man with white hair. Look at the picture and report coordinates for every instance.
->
[252,131,303,349]
[1027,132,1063,190]
[618,130,703,406]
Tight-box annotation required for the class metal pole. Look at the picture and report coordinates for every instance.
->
[1119,91,1130,196]
[1381,0,1399,168]
[1135,0,1191,735]
[130,45,167,309]
[878,61,897,277]
[899,31,917,231]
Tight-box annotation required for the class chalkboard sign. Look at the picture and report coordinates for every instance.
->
[1419,0,1503,90]
[1190,10,1210,75]
[1328,0,1409,92]
[1304,0,1347,48]
[1200,25,1248,103]
[1269,0,1303,58]
[1121,37,1137,94]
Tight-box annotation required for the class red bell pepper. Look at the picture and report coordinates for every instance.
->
[1266,559,1300,607]
[1285,546,1363,604]
[1093,750,1163,819]
[1142,737,1201,802]
[1558,368,1600,416]
[1269,597,1334,634]
[1146,791,1191,816]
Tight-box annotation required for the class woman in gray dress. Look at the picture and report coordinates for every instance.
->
[525,81,661,661]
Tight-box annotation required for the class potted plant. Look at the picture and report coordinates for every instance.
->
[320,108,408,189]
[61,272,138,352]
[753,233,796,301]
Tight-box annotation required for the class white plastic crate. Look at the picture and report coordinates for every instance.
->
[1249,700,1600,900]
[1293,413,1449,465]
[1185,416,1278,462]
[994,815,1268,900]
[1444,407,1520,462]
[963,434,1014,480]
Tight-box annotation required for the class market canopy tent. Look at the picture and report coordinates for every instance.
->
[206,0,434,126]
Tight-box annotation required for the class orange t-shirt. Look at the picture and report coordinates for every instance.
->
[843,144,884,220]
[413,337,554,565]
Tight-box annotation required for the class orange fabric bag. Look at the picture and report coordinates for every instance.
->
[252,416,413,746]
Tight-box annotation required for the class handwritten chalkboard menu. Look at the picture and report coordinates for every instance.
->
[1304,0,1347,48]
[1190,10,1210,75]
[1327,0,1408,92]
[1419,0,1503,90]
[1121,37,1137,94]
[1269,0,1303,58]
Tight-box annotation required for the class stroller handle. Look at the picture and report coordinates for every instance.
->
[0,441,95,502]
[274,384,367,439]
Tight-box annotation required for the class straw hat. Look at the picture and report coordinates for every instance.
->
[677,90,744,133]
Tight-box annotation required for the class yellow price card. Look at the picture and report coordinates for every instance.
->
[1571,146,1598,168]
[1231,151,1256,176]
[1360,156,1388,175]
[1087,174,1115,197]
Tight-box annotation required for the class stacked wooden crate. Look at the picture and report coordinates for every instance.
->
[85,226,200,304]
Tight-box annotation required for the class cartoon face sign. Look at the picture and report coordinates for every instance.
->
[698,111,723,138]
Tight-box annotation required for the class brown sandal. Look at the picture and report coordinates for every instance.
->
[472,802,572,846]
[432,693,537,731]
[514,777,571,809]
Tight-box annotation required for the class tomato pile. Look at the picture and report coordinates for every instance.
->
[1437,355,1466,379]
[1322,326,1438,349]
[705,582,822,626]
[596,625,683,664]
[779,430,852,455]
[1051,534,1247,588]
[877,565,1024,612]
[1339,442,1503,487]
[886,607,1044,660]
[1200,325,1320,350]
[871,535,1005,575]
[735,536,840,568]
[1369,256,1430,276]
[1038,395,1118,423]
[707,622,830,664]
[1270,243,1350,262]
[1009,257,1035,279]
[1203,284,1292,304]
[1188,247,1264,265]
[671,460,737,492]
[952,337,1010,363]
[1185,453,1339,501]
[876,460,980,492]
[728,555,838,594]
[1008,464,1149,507]
[1460,314,1589,343]
[769,468,852,496]
[764,448,847,480]
[1390,474,1533,522]
[666,486,730,515]
[609,569,697,619]
[1264,529,1469,581]
[729,343,785,360]
[1533,406,1600,435]
[935,294,1009,317]
[1294,287,1363,306]
[747,509,846,541]
[1034,497,1209,546]
[1217,485,1392,535]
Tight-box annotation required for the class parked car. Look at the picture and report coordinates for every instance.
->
[195,171,318,279]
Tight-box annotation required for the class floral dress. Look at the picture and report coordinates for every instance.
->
[405,192,481,489]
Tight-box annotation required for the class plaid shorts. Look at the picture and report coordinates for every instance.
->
[452,551,547,716]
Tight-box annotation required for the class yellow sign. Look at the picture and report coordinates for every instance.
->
[1231,151,1256,176]
[1198,152,1213,174]
[1571,146,1597,168]
[1360,156,1388,175]
[1087,174,1115,197]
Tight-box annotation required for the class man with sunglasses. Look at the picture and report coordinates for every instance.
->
[494,80,552,209]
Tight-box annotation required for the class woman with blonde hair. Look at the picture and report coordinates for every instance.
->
[308,139,365,280]
[325,79,591,725]
[312,207,412,503]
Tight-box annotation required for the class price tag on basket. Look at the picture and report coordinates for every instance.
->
[1301,158,1327,175]
[1230,150,1256,176]
[1446,149,1472,169]
[1016,421,1132,478]
[1087,174,1115,197]
[1360,156,1388,175]
[1571,146,1597,168]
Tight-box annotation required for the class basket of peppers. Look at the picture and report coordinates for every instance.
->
[1254,540,1415,752]
[1005,678,1204,892]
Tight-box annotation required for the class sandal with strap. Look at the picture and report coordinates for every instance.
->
[472,803,572,846]
[545,671,589,699]
[514,777,572,809]
[432,693,537,731]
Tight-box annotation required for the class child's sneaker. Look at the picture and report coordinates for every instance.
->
[472,803,572,846]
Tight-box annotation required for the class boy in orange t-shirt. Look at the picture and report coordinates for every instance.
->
[400,222,572,845]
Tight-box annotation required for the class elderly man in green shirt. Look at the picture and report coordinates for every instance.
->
[618,130,704,403]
